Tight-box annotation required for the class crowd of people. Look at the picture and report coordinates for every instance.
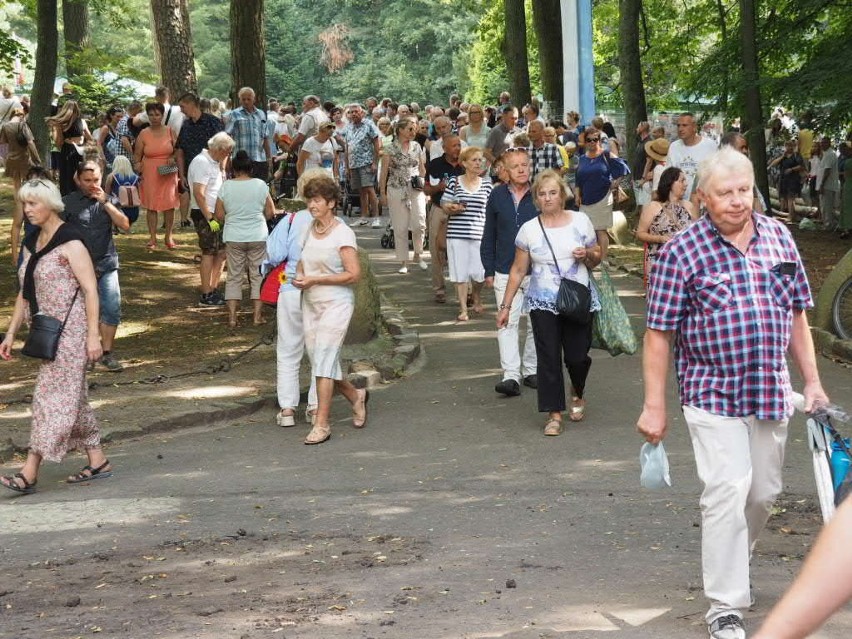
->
[1,81,851,638]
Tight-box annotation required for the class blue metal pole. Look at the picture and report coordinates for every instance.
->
[576,0,596,126]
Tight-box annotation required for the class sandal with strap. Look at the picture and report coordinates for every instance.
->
[544,418,563,436]
[304,425,331,445]
[1,472,37,495]
[353,389,370,428]
[67,460,113,484]
[569,397,586,422]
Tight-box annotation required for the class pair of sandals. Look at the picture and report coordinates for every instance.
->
[304,389,370,445]
[457,304,484,323]
[1,460,113,495]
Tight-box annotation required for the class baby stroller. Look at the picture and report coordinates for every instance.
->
[272,153,298,199]
[380,219,429,251]
[339,177,361,218]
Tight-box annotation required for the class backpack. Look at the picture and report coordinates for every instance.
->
[104,127,120,163]
[15,122,30,147]
[114,173,141,208]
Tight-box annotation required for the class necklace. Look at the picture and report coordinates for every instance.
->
[313,218,334,235]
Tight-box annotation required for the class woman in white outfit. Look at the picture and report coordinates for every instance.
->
[293,173,367,445]
[378,116,427,274]
[264,170,323,428]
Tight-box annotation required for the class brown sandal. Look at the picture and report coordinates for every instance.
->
[544,418,563,436]
[304,425,331,445]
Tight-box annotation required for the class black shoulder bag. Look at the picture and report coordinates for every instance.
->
[21,225,85,361]
[22,288,80,361]
[538,216,591,324]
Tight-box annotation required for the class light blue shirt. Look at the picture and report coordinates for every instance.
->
[264,209,313,293]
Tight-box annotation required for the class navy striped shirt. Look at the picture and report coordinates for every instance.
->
[442,177,493,241]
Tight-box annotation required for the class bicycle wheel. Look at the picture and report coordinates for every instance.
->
[808,417,837,523]
[832,277,852,340]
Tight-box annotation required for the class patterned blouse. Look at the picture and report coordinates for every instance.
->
[385,140,424,190]
[647,200,693,261]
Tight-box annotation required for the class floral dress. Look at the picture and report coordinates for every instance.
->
[19,246,100,462]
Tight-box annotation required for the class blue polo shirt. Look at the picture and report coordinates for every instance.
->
[480,183,538,277]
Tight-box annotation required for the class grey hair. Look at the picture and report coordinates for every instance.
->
[237,87,255,98]
[697,146,754,192]
[18,178,64,214]
[303,94,320,104]
[208,132,236,153]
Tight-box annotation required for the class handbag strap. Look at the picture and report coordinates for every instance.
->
[60,288,81,330]
[537,216,563,278]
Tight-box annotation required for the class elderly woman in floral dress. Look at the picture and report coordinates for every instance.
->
[1,179,110,495]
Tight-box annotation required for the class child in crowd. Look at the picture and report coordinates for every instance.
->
[106,155,140,230]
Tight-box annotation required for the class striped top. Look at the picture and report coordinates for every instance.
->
[442,176,493,241]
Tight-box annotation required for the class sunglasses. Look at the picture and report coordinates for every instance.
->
[506,146,531,153]
[24,178,51,187]
[585,137,601,143]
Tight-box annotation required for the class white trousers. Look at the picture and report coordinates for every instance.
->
[276,289,317,410]
[493,272,537,381]
[683,405,788,623]
[387,184,426,262]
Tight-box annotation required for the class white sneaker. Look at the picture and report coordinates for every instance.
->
[418,260,428,270]
[371,218,383,228]
[398,266,408,274]
[350,218,364,227]
[708,614,745,639]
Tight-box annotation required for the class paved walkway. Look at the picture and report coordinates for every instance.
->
[1,226,851,638]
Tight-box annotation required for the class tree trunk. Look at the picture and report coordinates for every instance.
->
[739,0,770,208]
[149,0,197,99]
[31,0,59,163]
[531,0,563,112]
[618,0,648,168]
[230,0,266,107]
[62,0,90,80]
[502,0,531,107]
[715,0,729,118]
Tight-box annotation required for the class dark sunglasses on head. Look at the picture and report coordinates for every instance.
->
[24,178,51,187]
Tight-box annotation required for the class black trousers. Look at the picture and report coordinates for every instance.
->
[529,309,593,413]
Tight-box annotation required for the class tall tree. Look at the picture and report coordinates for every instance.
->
[230,0,266,106]
[62,0,90,80]
[149,0,197,98]
[31,0,59,162]
[739,0,769,207]
[617,0,648,167]
[502,0,531,106]
[531,0,562,112]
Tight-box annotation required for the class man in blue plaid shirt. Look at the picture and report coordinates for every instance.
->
[225,87,272,180]
[638,147,829,639]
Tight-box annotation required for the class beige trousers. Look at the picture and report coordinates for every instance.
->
[387,184,426,262]
[428,204,449,292]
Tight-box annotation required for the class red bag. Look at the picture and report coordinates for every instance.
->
[260,261,287,307]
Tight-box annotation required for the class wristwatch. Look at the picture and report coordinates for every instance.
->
[498,304,511,310]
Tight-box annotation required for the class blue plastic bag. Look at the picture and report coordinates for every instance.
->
[640,442,672,489]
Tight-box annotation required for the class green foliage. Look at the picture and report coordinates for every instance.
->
[65,73,142,118]
[468,0,541,105]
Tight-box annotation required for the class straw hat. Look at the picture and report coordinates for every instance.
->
[645,138,670,162]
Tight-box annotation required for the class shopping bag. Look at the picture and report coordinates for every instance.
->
[590,266,638,356]
[640,442,672,489]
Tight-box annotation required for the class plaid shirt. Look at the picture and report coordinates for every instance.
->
[646,213,812,421]
[225,106,268,162]
[114,115,133,159]
[529,142,564,181]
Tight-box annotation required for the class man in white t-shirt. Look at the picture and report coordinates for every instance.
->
[133,85,184,137]
[666,112,718,203]
[818,137,840,229]
[291,95,329,150]
[188,132,234,306]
